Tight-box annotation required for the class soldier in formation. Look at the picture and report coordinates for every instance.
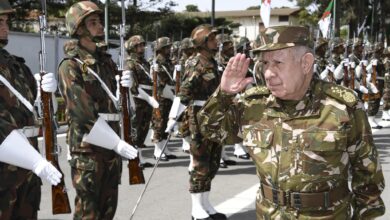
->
[0,1,61,218]
[382,47,390,121]
[198,25,385,219]
[124,35,157,167]
[58,1,137,218]
[166,24,227,220]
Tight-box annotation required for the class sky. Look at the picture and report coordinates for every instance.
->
[171,0,297,12]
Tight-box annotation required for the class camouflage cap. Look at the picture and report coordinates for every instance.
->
[236,36,251,50]
[252,26,312,52]
[331,37,344,50]
[155,36,172,51]
[0,0,14,15]
[191,24,218,48]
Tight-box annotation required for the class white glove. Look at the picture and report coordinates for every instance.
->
[326,64,335,73]
[175,64,181,72]
[40,72,57,93]
[360,60,368,66]
[371,59,378,66]
[349,61,356,69]
[153,63,159,72]
[334,62,346,80]
[367,82,379,93]
[342,58,349,67]
[359,85,369,94]
[320,68,329,80]
[355,65,362,78]
[120,70,134,88]
[33,160,62,186]
[113,140,138,160]
[165,118,177,133]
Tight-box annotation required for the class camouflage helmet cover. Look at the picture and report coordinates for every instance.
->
[331,37,344,49]
[125,35,145,51]
[180,37,194,50]
[252,25,312,52]
[383,47,390,55]
[373,42,384,52]
[65,1,103,37]
[155,36,172,51]
[216,34,232,45]
[0,0,14,15]
[191,24,218,48]
[352,37,363,47]
[315,37,328,49]
[236,36,250,50]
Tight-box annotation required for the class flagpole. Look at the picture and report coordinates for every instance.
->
[333,0,336,38]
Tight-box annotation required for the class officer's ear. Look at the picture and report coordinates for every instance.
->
[301,52,315,75]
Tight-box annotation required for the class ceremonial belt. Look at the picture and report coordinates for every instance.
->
[18,126,40,138]
[376,76,384,80]
[0,75,34,112]
[139,84,153,90]
[161,65,174,82]
[136,63,152,80]
[98,113,120,122]
[261,182,349,209]
[165,85,175,90]
[193,100,206,107]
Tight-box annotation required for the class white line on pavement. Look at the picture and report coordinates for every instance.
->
[215,183,259,216]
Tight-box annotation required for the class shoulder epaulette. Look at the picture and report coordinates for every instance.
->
[242,85,270,99]
[323,83,358,107]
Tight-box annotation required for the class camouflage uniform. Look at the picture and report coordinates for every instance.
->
[58,2,122,218]
[151,38,175,143]
[383,47,390,112]
[125,36,153,148]
[0,46,42,220]
[198,26,385,220]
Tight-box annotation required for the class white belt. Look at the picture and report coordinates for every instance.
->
[98,113,120,121]
[139,84,153,90]
[19,126,40,138]
[166,85,175,90]
[376,76,385,80]
[193,100,206,107]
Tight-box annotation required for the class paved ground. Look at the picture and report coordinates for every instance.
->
[37,115,390,220]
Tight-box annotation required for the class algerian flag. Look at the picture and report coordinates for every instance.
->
[318,0,334,38]
[260,0,271,28]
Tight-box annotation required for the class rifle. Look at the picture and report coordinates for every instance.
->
[38,0,71,214]
[343,39,349,87]
[118,0,145,185]
[152,42,162,120]
[362,45,369,101]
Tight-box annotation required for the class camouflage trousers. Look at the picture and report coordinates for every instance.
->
[69,149,122,220]
[367,98,381,116]
[189,138,222,193]
[178,110,190,138]
[383,74,390,110]
[132,98,153,147]
[0,165,41,220]
[151,98,172,142]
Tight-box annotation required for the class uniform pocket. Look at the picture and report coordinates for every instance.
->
[299,131,348,176]
[69,156,97,193]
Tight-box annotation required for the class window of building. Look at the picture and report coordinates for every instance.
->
[279,16,289,22]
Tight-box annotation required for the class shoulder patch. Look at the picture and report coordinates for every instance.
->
[323,83,358,107]
[242,86,270,99]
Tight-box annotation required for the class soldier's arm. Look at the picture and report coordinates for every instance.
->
[197,87,241,145]
[125,59,139,94]
[347,101,385,219]
[58,60,97,131]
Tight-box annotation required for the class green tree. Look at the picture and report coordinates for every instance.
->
[185,4,200,12]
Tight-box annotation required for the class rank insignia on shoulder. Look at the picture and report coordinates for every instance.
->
[325,84,357,107]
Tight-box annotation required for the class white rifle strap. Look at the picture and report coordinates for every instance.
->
[0,75,34,112]
[136,63,153,80]
[74,58,118,107]
[161,65,174,82]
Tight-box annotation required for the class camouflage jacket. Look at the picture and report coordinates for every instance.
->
[179,52,220,141]
[154,53,175,98]
[0,48,38,178]
[125,53,152,95]
[58,41,119,153]
[198,78,385,219]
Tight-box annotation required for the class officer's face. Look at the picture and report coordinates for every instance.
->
[262,47,313,100]
[0,15,9,40]
[84,14,104,38]
[135,43,145,55]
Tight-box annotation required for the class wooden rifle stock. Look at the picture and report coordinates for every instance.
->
[41,90,71,214]
[120,85,145,185]
[349,67,355,90]
[175,67,181,94]
[362,64,369,101]
[343,65,349,87]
